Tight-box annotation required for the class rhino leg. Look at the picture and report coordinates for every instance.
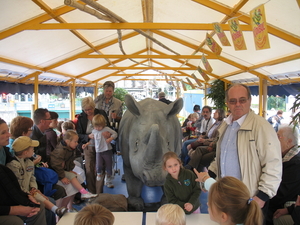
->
[124,165,144,211]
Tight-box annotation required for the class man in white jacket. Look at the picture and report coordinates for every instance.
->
[208,84,282,222]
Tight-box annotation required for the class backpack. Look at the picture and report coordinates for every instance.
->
[35,166,58,197]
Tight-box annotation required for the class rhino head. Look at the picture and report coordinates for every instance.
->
[119,94,183,187]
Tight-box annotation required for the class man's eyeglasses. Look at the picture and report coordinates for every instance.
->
[43,118,52,121]
[228,98,248,105]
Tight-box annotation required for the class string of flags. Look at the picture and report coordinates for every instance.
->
[186,2,271,90]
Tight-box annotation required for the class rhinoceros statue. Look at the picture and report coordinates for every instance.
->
[118,94,183,210]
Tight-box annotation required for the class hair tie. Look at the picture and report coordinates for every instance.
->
[247,198,253,204]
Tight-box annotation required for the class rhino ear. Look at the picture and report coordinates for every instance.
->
[125,94,141,116]
[164,98,183,117]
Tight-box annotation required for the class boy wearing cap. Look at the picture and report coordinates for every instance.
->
[158,91,172,104]
[6,136,67,218]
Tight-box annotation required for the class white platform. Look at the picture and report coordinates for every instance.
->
[57,212,143,225]
[146,212,219,225]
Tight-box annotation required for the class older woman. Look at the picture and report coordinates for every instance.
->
[94,81,123,123]
[76,96,109,194]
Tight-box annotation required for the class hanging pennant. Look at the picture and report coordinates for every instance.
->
[169,76,174,86]
[205,33,222,55]
[197,66,210,82]
[176,80,181,90]
[186,77,195,89]
[201,54,213,73]
[191,73,203,87]
[250,5,270,50]
[213,22,231,46]
[228,18,247,50]
[180,80,187,91]
[164,75,169,84]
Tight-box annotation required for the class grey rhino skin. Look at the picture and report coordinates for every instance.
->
[118,94,183,211]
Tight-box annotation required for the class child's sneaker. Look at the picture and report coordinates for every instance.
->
[96,173,102,181]
[55,207,68,218]
[106,182,114,188]
[105,175,114,188]
[81,192,98,199]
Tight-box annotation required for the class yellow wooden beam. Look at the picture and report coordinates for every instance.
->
[27,23,253,31]
[44,31,139,71]
[0,4,76,40]
[83,54,206,59]
[19,71,42,82]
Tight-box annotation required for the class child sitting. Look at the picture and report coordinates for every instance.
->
[50,130,98,199]
[6,136,67,218]
[82,114,117,188]
[194,169,263,225]
[156,203,186,225]
[162,152,201,214]
[74,204,115,225]
[182,113,199,141]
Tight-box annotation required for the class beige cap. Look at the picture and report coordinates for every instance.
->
[12,136,39,152]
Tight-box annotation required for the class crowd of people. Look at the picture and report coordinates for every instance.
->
[0,83,299,225]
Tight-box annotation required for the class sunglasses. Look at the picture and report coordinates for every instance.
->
[228,98,248,105]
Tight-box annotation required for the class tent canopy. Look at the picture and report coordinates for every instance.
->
[0,0,299,90]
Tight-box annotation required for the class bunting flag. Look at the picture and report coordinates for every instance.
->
[197,66,210,82]
[205,33,222,55]
[176,80,181,90]
[186,77,196,89]
[180,80,187,91]
[228,18,247,50]
[250,5,270,50]
[201,54,213,73]
[191,73,203,87]
[169,76,174,86]
[164,75,169,84]
[213,22,231,46]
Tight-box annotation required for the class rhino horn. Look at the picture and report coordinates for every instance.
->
[163,98,183,117]
[143,124,162,163]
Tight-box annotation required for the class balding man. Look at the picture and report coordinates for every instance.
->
[209,84,282,222]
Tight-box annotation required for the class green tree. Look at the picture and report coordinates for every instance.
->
[267,96,286,111]
[206,79,226,110]
[290,93,300,127]
[113,88,128,102]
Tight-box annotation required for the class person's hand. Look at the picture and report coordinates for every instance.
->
[33,155,42,165]
[197,137,203,142]
[88,133,94,139]
[194,169,209,183]
[207,146,213,152]
[40,162,48,168]
[184,203,193,212]
[82,143,89,149]
[28,194,39,204]
[253,196,266,208]
[102,131,111,139]
[187,144,191,150]
[106,137,113,143]
[61,177,70,185]
[10,205,40,217]
[273,208,288,219]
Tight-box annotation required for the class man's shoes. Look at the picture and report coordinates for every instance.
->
[121,174,126,181]
[56,207,68,218]
[81,192,98,199]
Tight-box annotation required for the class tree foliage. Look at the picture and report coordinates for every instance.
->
[113,88,128,102]
[290,93,300,127]
[206,79,226,110]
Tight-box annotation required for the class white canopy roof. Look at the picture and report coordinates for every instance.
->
[0,0,299,89]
